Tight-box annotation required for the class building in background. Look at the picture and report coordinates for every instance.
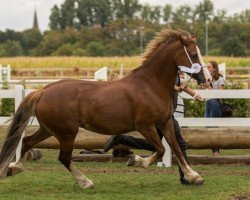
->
[33,6,39,29]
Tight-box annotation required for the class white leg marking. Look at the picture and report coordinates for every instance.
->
[70,164,94,189]
[8,152,28,176]
[128,153,157,168]
[184,166,204,185]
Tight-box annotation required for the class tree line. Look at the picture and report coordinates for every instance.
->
[0,0,249,57]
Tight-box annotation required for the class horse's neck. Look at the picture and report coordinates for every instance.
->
[142,43,178,91]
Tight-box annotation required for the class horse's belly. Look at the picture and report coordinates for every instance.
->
[81,104,134,135]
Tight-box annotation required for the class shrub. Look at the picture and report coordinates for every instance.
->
[52,43,74,56]
[1,40,23,57]
[208,48,220,56]
[87,42,105,56]
[73,48,88,56]
[1,98,14,116]
[1,80,14,116]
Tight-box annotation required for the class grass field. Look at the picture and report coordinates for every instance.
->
[0,149,249,200]
[0,56,250,69]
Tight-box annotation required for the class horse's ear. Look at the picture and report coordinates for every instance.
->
[191,33,198,42]
[179,35,188,45]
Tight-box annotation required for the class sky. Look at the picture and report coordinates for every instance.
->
[0,0,249,32]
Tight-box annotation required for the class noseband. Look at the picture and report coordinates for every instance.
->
[178,46,203,76]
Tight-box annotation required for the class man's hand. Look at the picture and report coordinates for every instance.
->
[193,92,204,101]
[179,82,188,90]
[174,85,182,92]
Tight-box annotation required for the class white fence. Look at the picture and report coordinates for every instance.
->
[1,86,249,126]
[0,65,108,86]
[177,90,250,127]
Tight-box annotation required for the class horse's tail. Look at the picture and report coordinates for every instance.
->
[0,89,44,179]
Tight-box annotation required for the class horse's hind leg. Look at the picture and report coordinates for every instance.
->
[127,126,165,167]
[8,127,51,177]
[58,138,94,189]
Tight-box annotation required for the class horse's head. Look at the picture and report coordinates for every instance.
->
[175,33,211,86]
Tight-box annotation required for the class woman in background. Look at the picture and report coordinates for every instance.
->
[205,61,225,156]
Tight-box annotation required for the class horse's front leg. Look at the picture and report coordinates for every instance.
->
[127,127,164,168]
[159,118,204,185]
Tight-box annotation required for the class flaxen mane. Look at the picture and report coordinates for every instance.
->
[141,29,192,65]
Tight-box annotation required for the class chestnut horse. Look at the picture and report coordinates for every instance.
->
[0,29,211,189]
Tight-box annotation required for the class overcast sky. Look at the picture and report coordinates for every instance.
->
[0,0,249,32]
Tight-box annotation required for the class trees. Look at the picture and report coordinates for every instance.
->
[194,0,214,22]
[112,0,141,20]
[60,0,77,29]
[87,42,105,56]
[35,31,64,56]
[75,0,112,28]
[171,5,193,32]
[162,4,172,25]
[0,40,23,57]
[149,6,161,24]
[141,4,151,22]
[219,23,246,56]
[49,5,61,30]
[21,29,42,55]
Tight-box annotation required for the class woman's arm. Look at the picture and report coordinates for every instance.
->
[219,84,224,89]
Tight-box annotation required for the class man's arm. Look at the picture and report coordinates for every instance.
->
[175,82,204,101]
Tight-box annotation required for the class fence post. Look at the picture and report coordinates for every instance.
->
[157,138,172,167]
[14,85,25,162]
[94,67,107,81]
[14,85,24,111]
[120,64,124,77]
[248,79,250,117]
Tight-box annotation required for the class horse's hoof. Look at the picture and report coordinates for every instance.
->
[77,179,94,189]
[83,180,94,189]
[7,165,24,177]
[192,176,204,186]
[0,174,6,180]
[126,155,136,166]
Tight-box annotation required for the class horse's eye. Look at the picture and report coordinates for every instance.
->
[191,53,198,58]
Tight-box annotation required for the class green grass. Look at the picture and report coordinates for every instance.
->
[0,125,250,200]
[0,149,249,200]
